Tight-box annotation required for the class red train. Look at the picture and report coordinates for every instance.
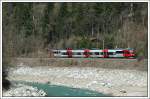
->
[52,48,135,58]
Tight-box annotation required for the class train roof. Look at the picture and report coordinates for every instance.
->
[52,48,134,51]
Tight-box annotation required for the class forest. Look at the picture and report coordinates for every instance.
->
[2,2,148,59]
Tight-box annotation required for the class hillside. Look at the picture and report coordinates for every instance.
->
[2,2,148,59]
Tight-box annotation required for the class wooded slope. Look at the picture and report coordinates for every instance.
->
[2,2,148,58]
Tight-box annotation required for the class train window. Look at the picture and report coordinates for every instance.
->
[61,52,67,55]
[77,52,81,55]
[54,51,60,54]
[95,52,99,55]
[108,52,114,55]
[116,51,123,54]
[100,52,103,55]
[89,52,93,55]
[73,52,81,55]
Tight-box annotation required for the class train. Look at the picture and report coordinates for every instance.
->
[52,48,136,58]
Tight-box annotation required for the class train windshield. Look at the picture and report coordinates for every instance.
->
[116,51,123,54]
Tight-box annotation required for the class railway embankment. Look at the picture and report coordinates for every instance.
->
[10,58,147,71]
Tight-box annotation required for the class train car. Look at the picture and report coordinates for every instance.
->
[52,48,135,58]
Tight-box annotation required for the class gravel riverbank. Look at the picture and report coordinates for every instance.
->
[3,83,47,97]
[4,66,147,97]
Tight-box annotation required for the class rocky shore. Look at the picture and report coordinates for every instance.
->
[3,65,147,97]
[3,83,47,97]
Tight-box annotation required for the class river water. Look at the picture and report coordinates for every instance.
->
[13,81,108,97]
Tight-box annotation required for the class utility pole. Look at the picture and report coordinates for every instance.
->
[103,39,104,50]
[96,32,99,48]
[92,23,94,37]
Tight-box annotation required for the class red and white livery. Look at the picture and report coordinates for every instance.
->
[52,48,135,58]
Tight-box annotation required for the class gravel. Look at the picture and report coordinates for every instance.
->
[6,66,147,96]
[9,66,147,87]
[3,83,47,97]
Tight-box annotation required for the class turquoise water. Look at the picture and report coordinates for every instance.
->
[14,81,109,97]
